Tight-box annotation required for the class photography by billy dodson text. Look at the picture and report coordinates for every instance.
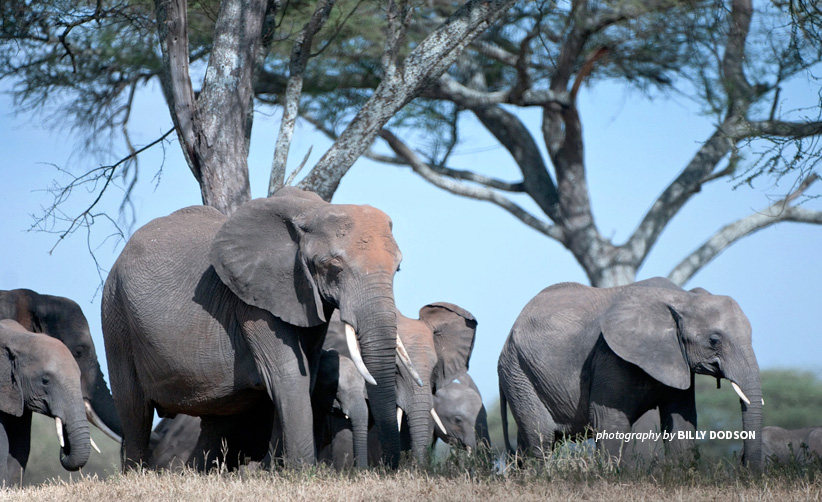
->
[594,430,756,443]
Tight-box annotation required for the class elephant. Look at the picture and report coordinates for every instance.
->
[0,289,122,443]
[432,372,490,452]
[313,348,370,469]
[102,187,406,469]
[497,277,763,471]
[315,303,478,467]
[762,426,822,465]
[0,319,91,485]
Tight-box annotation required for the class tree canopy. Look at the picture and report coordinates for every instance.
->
[1,0,821,287]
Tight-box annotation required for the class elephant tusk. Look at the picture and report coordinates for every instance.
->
[430,408,447,436]
[55,417,65,448]
[396,336,424,387]
[762,398,765,406]
[345,323,377,386]
[731,382,751,405]
[397,407,404,430]
[85,400,122,443]
[90,437,101,454]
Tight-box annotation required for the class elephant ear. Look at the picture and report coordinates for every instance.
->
[420,303,478,390]
[600,289,691,390]
[0,347,24,417]
[210,188,327,327]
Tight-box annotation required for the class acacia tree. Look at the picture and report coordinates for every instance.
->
[2,0,821,287]
[360,0,822,288]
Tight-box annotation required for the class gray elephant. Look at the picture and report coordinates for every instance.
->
[313,348,370,469]
[317,303,478,467]
[102,187,406,469]
[432,372,490,452]
[0,289,122,443]
[0,320,91,485]
[762,426,822,465]
[498,278,763,470]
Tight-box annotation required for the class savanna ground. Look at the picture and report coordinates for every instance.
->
[9,370,822,499]
[5,440,822,501]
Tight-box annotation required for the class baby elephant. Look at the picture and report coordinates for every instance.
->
[0,320,91,485]
[432,372,490,452]
[762,426,822,465]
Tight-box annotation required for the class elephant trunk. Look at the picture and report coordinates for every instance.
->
[343,275,400,468]
[85,359,123,441]
[58,404,92,471]
[737,371,763,472]
[407,388,434,464]
[349,396,369,468]
[475,404,491,450]
[723,347,763,472]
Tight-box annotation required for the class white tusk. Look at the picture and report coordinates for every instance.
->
[346,323,377,386]
[85,401,122,443]
[762,398,765,406]
[55,417,65,448]
[90,437,101,454]
[396,336,424,387]
[731,382,751,405]
[397,407,404,431]
[430,408,447,436]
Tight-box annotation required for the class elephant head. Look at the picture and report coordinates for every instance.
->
[0,289,122,443]
[395,303,478,464]
[209,187,404,466]
[600,281,763,470]
[0,320,91,473]
[432,372,490,451]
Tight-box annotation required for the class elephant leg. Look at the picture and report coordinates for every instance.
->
[244,320,315,466]
[589,401,632,462]
[329,417,355,470]
[501,365,557,457]
[658,384,697,461]
[112,355,153,469]
[0,412,31,486]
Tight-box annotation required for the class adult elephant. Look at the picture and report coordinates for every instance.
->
[102,187,405,469]
[432,372,490,452]
[0,320,91,485]
[762,426,822,465]
[318,303,478,467]
[498,278,763,471]
[0,289,122,443]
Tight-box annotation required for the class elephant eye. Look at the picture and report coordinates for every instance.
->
[42,375,51,386]
[709,334,721,347]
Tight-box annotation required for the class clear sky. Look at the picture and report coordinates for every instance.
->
[1,74,820,418]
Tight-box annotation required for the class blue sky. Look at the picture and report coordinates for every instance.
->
[1,75,820,418]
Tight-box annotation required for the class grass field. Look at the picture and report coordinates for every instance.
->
[6,442,821,501]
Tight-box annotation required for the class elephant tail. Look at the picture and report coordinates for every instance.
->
[500,383,515,456]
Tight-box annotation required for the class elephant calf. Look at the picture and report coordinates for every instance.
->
[432,372,490,452]
[762,426,822,465]
[0,320,92,486]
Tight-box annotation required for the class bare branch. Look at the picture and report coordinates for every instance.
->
[268,0,334,195]
[379,129,564,241]
[668,174,822,286]
[298,0,518,200]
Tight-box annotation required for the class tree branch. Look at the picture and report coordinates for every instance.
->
[668,174,822,286]
[298,0,518,200]
[378,129,564,241]
[268,0,334,195]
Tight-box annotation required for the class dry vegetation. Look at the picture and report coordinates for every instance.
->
[5,447,822,501]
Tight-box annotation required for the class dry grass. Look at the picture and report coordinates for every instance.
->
[2,467,821,502]
[5,446,822,501]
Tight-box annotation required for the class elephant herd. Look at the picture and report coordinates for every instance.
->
[0,187,818,484]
